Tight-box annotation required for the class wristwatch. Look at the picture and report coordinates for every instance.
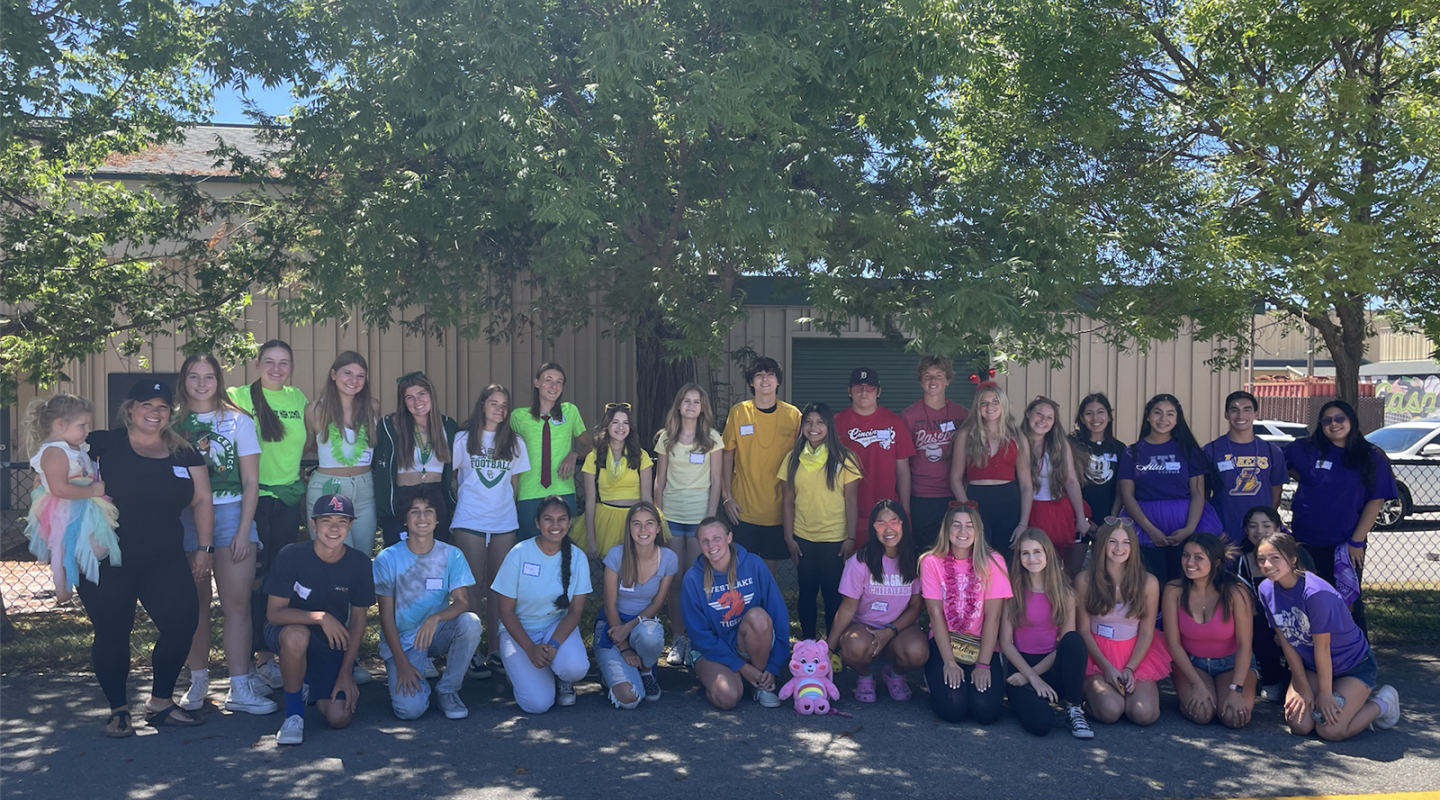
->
[1229,683,1245,693]
[198,546,215,554]
[884,623,898,635]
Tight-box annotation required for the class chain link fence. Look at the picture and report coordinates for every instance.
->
[4,461,1436,672]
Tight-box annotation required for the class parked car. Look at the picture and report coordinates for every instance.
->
[1365,420,1440,529]
[1256,419,1312,444]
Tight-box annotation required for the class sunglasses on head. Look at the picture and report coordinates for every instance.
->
[605,402,632,412]
[396,371,426,385]
[948,500,979,510]
[1103,516,1136,528]
[1320,414,1348,427]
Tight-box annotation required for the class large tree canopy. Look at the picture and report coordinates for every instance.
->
[894,0,1440,405]
[1,0,274,403]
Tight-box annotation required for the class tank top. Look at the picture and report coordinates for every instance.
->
[396,445,438,475]
[1033,451,1055,500]
[1090,600,1140,642]
[316,427,374,468]
[1014,590,1059,654]
[967,438,1019,482]
[1178,603,1238,658]
[30,441,94,491]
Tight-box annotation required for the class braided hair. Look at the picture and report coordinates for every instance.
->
[535,495,576,610]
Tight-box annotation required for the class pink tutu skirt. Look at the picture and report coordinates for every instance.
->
[1085,633,1172,682]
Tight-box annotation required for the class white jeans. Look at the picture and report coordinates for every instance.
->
[594,617,664,709]
[498,621,589,714]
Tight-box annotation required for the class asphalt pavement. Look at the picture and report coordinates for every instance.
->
[2,647,1437,800]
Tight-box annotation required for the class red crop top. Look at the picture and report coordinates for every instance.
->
[966,439,1019,482]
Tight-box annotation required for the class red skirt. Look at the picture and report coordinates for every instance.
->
[1030,496,1091,550]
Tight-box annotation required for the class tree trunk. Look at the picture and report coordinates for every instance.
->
[634,311,696,452]
[1310,299,1368,411]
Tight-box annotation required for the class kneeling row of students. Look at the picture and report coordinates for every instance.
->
[265,489,1401,746]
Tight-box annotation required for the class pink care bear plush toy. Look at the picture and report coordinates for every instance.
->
[779,639,840,715]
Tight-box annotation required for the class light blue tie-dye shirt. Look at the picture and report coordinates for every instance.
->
[373,540,475,657]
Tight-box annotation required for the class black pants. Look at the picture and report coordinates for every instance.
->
[1007,631,1086,736]
[1251,613,1293,688]
[968,481,1021,561]
[795,538,844,640]
[77,552,199,709]
[1301,543,1367,635]
[909,495,953,552]
[1140,544,1183,585]
[925,638,1004,724]
[252,495,302,652]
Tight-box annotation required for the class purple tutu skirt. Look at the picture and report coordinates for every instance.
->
[1121,498,1223,547]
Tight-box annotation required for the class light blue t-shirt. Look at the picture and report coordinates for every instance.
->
[492,537,593,632]
[602,544,679,618]
[373,540,475,658]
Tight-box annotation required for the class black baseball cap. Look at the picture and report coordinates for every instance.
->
[311,493,356,520]
[127,378,174,405]
[849,367,880,387]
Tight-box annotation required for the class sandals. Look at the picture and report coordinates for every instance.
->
[145,703,205,728]
[854,675,877,704]
[882,664,912,701]
[104,710,135,738]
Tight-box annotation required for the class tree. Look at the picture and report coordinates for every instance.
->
[1,0,273,403]
[852,0,1440,407]
[216,0,966,438]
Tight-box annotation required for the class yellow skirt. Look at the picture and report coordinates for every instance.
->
[570,502,670,554]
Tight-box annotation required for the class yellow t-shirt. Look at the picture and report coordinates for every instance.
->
[777,450,861,543]
[654,429,724,524]
[722,400,802,526]
[582,448,654,503]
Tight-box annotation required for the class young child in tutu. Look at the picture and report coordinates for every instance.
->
[24,394,120,603]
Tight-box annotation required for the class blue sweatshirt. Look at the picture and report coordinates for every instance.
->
[681,544,790,676]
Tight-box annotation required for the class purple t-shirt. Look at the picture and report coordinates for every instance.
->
[1284,440,1399,547]
[1119,438,1209,503]
[838,554,920,628]
[1204,436,1288,543]
[1259,573,1369,675]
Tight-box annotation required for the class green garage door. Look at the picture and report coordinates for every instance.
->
[789,338,984,414]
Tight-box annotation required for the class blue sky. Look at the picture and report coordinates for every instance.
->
[211,81,298,123]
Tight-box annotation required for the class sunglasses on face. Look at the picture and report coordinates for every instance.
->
[1320,414,1348,427]
[875,519,904,529]
[948,500,979,510]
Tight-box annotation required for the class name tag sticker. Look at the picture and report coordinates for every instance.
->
[1317,460,1333,470]
[1097,623,1115,639]
[869,600,889,613]
[941,421,955,432]
[740,424,755,436]
[522,562,542,577]
[216,419,236,434]
[173,465,192,479]
[1164,461,1182,472]
[688,452,707,464]
[425,577,444,591]
[877,429,893,441]
[618,584,637,593]
[1217,460,1235,472]
[294,582,312,600]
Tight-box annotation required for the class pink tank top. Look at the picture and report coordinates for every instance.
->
[1014,591,1059,654]
[1090,601,1140,642]
[1177,605,1237,659]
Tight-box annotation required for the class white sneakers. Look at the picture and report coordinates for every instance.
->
[666,635,690,667]
[557,680,577,707]
[226,675,279,715]
[352,663,375,685]
[437,692,469,720]
[276,714,304,745]
[254,660,284,690]
[754,688,781,708]
[179,671,209,711]
[1373,684,1402,730]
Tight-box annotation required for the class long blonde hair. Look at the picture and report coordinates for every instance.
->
[1007,528,1074,629]
[314,351,376,443]
[117,398,193,454]
[658,383,718,455]
[923,504,994,594]
[1085,520,1148,619]
[1023,396,1073,491]
[22,394,94,456]
[619,502,667,587]
[699,516,739,597]
[961,383,1023,468]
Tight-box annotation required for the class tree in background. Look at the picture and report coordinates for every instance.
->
[1,0,277,403]
[878,0,1440,407]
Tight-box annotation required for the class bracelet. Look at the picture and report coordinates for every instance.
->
[1348,538,1368,549]
[884,623,898,634]
[974,663,991,670]
[547,638,561,649]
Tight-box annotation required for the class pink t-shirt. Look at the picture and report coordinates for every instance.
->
[835,406,917,545]
[1012,590,1060,655]
[901,399,968,497]
[838,555,920,628]
[920,552,1011,638]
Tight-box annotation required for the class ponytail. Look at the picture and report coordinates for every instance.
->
[252,339,294,442]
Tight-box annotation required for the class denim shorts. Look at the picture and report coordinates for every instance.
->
[667,522,699,538]
[182,501,261,551]
[1189,652,1261,678]
[1333,647,1379,689]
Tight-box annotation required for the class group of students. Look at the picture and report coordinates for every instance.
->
[22,344,1403,745]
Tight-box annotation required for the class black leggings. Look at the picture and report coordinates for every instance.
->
[252,495,302,652]
[77,552,199,709]
[1251,613,1293,688]
[1301,543,1367,636]
[795,538,844,640]
[1007,631,1087,736]
[1140,544,1183,584]
[909,495,953,552]
[925,638,1004,724]
[968,481,1021,561]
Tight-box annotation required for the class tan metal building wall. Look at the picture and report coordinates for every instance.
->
[703,307,1243,445]
[1253,314,1432,365]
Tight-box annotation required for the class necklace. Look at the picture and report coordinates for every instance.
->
[328,423,369,466]
[416,425,433,473]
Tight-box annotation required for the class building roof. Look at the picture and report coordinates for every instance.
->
[1363,360,1440,377]
[95,124,276,179]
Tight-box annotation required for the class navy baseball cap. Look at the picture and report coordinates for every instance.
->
[849,367,880,387]
[311,493,355,519]
[127,378,174,404]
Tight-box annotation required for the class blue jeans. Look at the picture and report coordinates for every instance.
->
[382,613,483,720]
[1189,652,1260,678]
[594,617,665,709]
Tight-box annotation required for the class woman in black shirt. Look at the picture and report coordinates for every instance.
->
[82,379,215,736]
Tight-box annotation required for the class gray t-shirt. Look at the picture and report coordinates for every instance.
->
[602,544,679,617]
